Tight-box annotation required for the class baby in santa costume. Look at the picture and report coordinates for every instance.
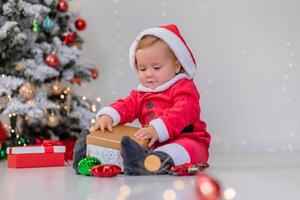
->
[73,24,211,175]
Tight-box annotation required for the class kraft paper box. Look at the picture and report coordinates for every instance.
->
[7,144,65,168]
[86,125,149,170]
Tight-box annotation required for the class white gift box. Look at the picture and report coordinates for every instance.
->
[86,144,124,170]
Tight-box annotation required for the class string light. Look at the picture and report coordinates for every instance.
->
[163,189,176,200]
[60,94,65,99]
[27,100,34,106]
[48,112,59,127]
[114,196,125,200]
[91,104,97,112]
[115,21,121,27]
[52,83,60,94]
[199,182,213,196]
[64,105,68,111]
[161,11,167,17]
[63,89,68,95]
[160,1,168,17]
[117,70,123,75]
[288,144,293,152]
[82,96,87,101]
[117,45,123,51]
[119,185,131,198]
[173,180,185,190]
[7,95,12,101]
[96,97,101,102]
[118,57,123,63]
[224,188,236,200]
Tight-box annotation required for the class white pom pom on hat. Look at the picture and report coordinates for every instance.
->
[129,24,197,79]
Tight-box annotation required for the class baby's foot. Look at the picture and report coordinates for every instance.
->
[120,136,150,175]
[121,136,175,175]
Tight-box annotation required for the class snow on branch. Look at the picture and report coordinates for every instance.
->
[22,59,60,81]
[0,75,24,96]
[0,21,18,40]
[3,91,55,117]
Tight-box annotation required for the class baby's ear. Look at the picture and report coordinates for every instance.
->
[175,60,181,73]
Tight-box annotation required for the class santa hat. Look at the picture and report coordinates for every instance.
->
[129,24,197,79]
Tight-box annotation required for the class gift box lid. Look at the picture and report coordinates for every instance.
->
[87,125,149,150]
[7,145,65,154]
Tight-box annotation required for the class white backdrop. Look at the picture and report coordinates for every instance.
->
[72,0,300,152]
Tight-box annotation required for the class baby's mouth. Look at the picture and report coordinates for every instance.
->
[146,79,156,83]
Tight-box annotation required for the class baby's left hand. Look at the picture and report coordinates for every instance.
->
[134,125,158,147]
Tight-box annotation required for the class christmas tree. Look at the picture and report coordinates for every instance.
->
[0,0,99,158]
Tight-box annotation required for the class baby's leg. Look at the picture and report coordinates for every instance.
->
[73,129,90,174]
[154,137,209,166]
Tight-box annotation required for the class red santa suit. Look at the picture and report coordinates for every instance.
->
[97,24,211,165]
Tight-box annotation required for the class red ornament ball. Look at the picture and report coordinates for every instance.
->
[90,164,121,177]
[196,173,221,200]
[57,0,68,12]
[62,32,76,45]
[75,18,87,31]
[45,53,60,68]
[90,68,99,79]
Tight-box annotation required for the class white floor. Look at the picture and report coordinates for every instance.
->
[0,151,299,200]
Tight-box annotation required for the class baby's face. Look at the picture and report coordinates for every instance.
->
[135,41,180,90]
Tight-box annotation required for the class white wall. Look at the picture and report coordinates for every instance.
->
[72,0,300,152]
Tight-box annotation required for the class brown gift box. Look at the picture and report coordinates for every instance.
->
[86,125,149,170]
[87,125,149,150]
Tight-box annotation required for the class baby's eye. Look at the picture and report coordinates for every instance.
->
[138,67,146,71]
[153,66,162,70]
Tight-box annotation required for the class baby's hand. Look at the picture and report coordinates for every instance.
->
[90,115,113,132]
[134,125,158,147]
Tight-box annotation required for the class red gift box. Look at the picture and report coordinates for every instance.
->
[7,141,66,168]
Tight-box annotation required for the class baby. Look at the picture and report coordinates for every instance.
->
[73,24,211,175]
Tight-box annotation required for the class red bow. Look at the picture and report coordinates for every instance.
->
[42,140,64,146]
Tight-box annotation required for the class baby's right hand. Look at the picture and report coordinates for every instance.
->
[89,115,113,132]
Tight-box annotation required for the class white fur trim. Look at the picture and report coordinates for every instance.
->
[129,27,196,79]
[137,73,188,92]
[96,106,120,126]
[154,143,191,165]
[150,118,169,142]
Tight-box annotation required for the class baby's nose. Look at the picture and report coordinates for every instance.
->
[145,70,154,77]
